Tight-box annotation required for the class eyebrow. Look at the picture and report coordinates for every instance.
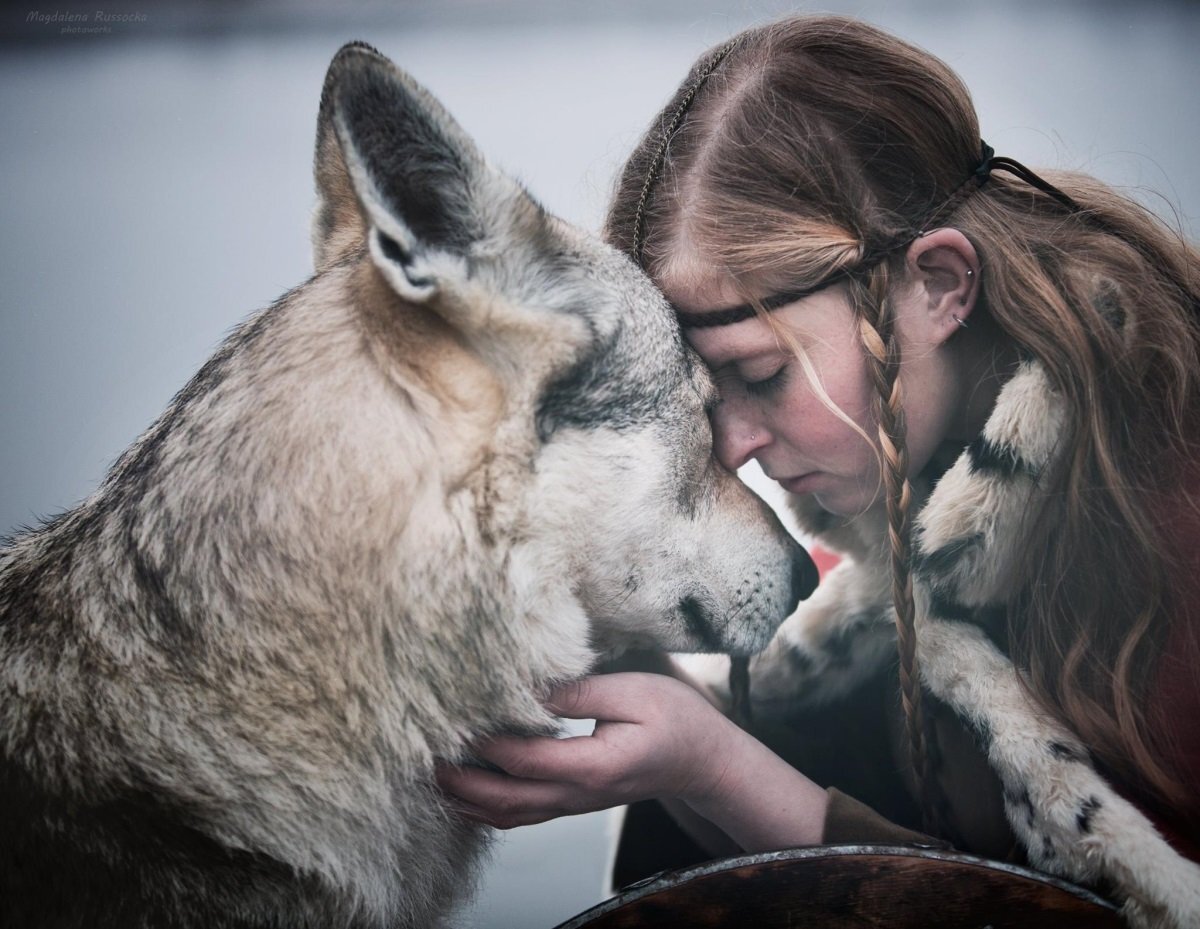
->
[700,340,790,376]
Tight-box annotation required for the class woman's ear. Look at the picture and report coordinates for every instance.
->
[903,227,980,345]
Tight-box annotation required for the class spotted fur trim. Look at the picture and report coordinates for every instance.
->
[749,358,1200,927]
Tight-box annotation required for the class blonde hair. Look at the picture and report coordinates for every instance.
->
[606,14,1200,825]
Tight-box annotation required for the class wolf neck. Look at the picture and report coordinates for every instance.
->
[392,548,593,751]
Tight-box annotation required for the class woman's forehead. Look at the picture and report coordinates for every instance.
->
[656,259,739,310]
[662,256,779,365]
[656,247,844,366]
[679,282,858,367]
[683,316,782,367]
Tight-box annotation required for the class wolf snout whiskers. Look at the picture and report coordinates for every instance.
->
[679,563,801,656]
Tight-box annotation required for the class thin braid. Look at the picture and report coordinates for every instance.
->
[914,162,989,236]
[631,38,739,266]
[854,268,944,837]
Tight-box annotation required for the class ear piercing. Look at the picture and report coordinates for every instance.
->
[956,270,976,328]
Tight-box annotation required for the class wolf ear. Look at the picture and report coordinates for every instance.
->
[312,42,506,301]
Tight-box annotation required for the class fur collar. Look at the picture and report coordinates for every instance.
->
[751,357,1200,928]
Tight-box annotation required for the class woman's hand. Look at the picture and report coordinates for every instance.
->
[436,671,829,852]
[436,672,736,827]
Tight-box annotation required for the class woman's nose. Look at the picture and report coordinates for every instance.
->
[711,403,770,472]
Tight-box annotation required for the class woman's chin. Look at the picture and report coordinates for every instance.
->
[810,486,881,521]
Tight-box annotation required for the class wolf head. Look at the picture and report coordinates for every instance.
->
[0,43,822,929]
[312,43,816,664]
[309,41,816,676]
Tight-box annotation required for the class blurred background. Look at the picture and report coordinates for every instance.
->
[2,1,1197,926]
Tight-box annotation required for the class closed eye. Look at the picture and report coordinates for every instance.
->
[743,364,790,398]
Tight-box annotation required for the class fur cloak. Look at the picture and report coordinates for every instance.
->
[746,356,1200,928]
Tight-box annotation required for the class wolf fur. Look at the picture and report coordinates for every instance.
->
[0,43,815,929]
[740,357,1200,928]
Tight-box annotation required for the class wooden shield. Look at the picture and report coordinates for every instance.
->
[555,845,1121,928]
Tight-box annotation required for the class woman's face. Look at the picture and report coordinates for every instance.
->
[660,252,975,517]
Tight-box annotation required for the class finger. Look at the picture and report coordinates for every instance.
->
[546,673,677,722]
[440,791,558,830]
[439,763,568,806]
[592,648,676,676]
[472,733,610,782]
[435,762,579,820]
[439,793,493,824]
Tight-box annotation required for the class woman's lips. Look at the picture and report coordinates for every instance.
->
[779,472,821,494]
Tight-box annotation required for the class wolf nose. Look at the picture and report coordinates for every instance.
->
[788,541,819,610]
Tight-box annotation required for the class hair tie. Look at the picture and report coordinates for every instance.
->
[974,141,996,181]
[978,146,1082,213]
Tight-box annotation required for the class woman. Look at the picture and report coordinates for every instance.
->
[438,15,1200,924]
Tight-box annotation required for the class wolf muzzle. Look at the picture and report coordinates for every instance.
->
[788,537,820,612]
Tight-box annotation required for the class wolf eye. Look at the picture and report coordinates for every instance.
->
[744,364,789,398]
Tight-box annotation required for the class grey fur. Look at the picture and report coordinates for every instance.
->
[0,43,815,929]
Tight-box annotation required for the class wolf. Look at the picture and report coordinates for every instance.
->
[0,42,817,929]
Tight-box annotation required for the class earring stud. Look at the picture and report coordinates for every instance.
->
[951,314,969,329]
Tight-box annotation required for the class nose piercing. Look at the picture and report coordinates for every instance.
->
[750,433,758,441]
[951,314,969,329]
